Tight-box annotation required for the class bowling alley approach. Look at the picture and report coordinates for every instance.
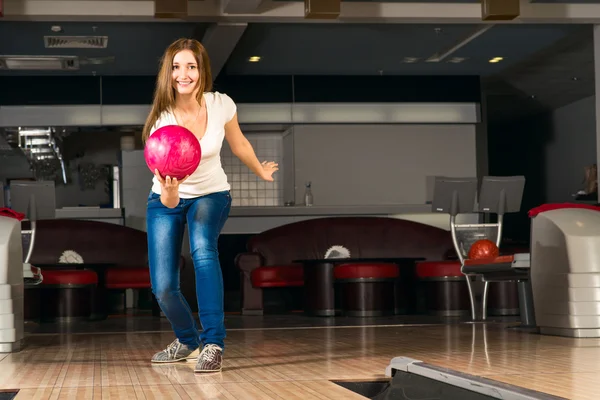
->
[3,1,600,399]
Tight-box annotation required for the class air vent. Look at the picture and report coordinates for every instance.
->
[44,35,108,49]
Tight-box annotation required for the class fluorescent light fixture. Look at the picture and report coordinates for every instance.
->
[402,57,420,64]
[248,56,261,62]
[489,57,503,63]
[447,57,467,64]
[0,55,79,70]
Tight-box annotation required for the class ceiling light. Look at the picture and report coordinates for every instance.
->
[402,57,420,64]
[0,56,79,70]
[447,57,467,64]
[248,56,261,62]
[489,57,503,63]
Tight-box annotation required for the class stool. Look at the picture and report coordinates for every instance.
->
[251,265,305,314]
[334,262,399,317]
[105,267,152,314]
[26,269,98,323]
[487,281,520,316]
[415,260,470,317]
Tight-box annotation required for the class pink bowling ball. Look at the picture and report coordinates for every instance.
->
[144,125,201,180]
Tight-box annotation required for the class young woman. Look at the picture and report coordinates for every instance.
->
[142,38,278,373]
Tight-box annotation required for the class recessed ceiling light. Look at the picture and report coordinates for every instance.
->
[402,57,420,64]
[489,57,503,63]
[448,57,468,64]
[248,56,261,62]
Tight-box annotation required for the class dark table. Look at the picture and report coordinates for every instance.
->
[293,257,425,316]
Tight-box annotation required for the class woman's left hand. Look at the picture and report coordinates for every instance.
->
[260,161,279,181]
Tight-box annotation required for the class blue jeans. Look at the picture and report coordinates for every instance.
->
[146,190,231,350]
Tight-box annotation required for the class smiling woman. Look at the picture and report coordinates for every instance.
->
[140,38,279,374]
[142,39,212,143]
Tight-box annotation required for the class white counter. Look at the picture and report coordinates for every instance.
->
[228,204,432,217]
[222,204,477,234]
[53,205,478,234]
[55,207,124,225]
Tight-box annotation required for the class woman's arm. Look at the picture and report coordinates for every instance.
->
[224,113,278,181]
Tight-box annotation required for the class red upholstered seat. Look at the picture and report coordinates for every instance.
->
[415,260,470,317]
[105,267,151,289]
[251,265,304,288]
[334,263,399,280]
[236,216,456,315]
[416,260,462,278]
[334,262,399,317]
[40,269,98,286]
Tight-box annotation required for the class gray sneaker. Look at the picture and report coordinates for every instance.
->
[194,344,223,373]
[151,339,199,363]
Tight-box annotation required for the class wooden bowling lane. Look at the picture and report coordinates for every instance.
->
[1,322,600,399]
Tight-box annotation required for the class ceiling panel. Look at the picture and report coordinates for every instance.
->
[223,23,581,76]
[0,15,596,122]
[280,0,600,2]
[530,0,600,3]
[0,21,206,76]
[278,0,600,2]
[484,24,594,123]
[353,0,477,1]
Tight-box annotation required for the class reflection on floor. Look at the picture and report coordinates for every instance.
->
[0,313,595,399]
[24,311,487,335]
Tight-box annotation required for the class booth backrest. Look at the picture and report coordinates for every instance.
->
[247,216,455,265]
[29,219,148,266]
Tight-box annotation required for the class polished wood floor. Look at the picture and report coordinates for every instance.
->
[1,317,598,399]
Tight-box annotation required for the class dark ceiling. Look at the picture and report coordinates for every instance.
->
[485,24,594,120]
[0,21,583,77]
[0,1,598,123]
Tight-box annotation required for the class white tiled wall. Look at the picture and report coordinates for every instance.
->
[121,133,286,223]
[221,133,284,207]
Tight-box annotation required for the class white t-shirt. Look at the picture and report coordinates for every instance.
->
[149,91,236,198]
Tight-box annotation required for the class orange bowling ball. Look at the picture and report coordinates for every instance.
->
[468,239,499,260]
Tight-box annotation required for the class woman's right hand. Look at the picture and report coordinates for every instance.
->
[154,169,189,208]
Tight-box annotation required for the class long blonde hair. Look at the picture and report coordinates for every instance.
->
[142,38,212,142]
